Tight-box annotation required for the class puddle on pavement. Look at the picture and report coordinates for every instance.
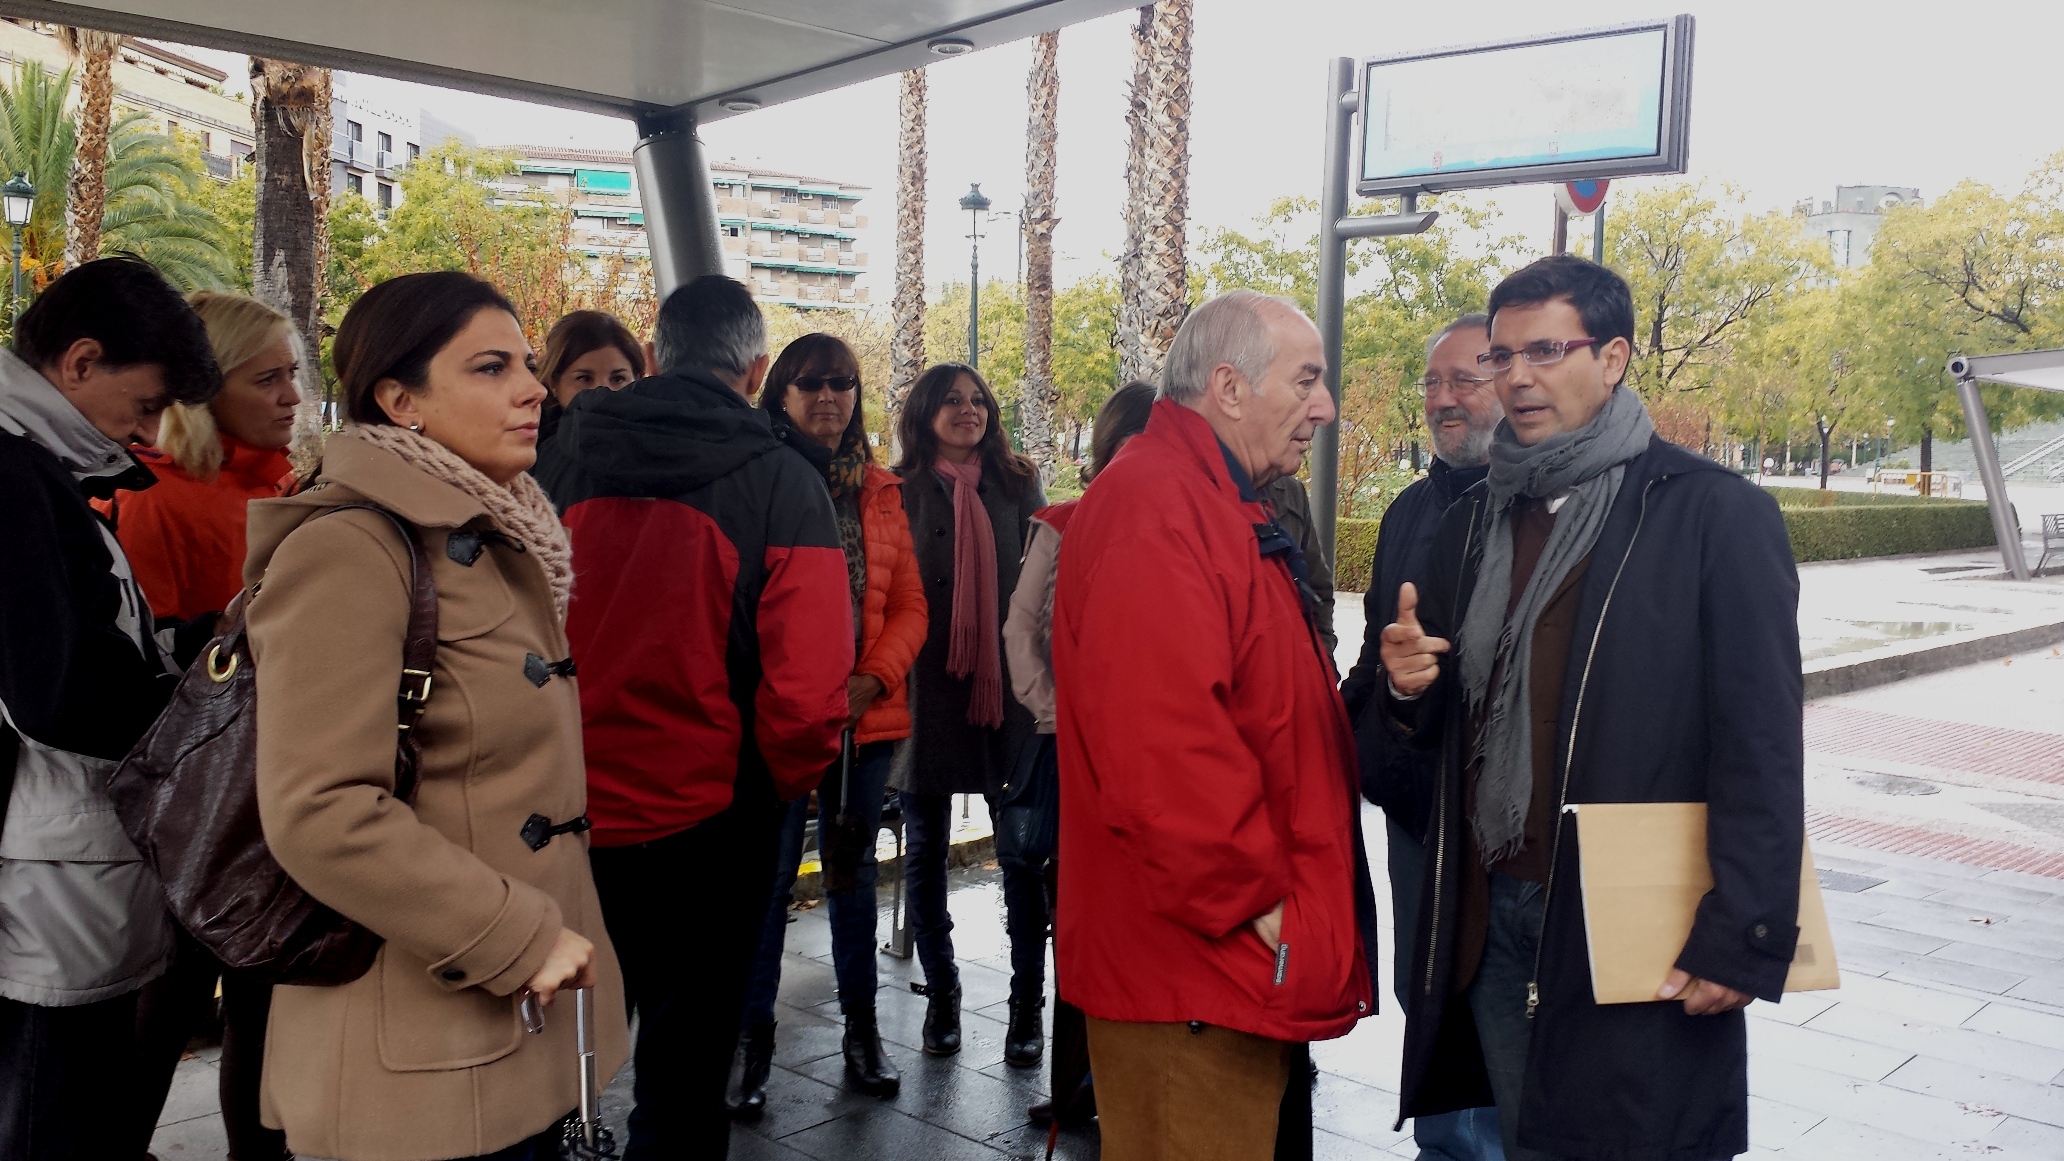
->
[1801,619,1975,661]
[1848,772,1942,796]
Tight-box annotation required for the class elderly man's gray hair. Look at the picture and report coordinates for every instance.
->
[651,274,767,379]
[1159,289,1305,403]
[1424,311,1490,365]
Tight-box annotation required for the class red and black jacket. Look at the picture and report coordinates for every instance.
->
[536,370,852,847]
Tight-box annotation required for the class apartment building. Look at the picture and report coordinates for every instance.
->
[329,74,475,211]
[1796,185,1921,269]
[0,20,254,175]
[504,146,871,309]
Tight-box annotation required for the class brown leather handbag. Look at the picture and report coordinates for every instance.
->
[109,505,438,986]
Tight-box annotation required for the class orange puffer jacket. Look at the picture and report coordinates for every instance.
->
[854,462,927,743]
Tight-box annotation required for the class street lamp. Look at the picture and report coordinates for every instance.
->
[959,183,991,370]
[3,172,34,329]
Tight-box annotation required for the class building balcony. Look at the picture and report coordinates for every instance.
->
[805,209,825,224]
[804,246,825,262]
[836,250,854,265]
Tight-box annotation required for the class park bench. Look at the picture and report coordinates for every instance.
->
[2041,513,2064,573]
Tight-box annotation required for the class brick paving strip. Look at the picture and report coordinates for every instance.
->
[1805,705,2064,786]
[1808,810,2064,879]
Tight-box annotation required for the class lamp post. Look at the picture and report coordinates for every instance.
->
[2,172,34,330]
[959,183,990,370]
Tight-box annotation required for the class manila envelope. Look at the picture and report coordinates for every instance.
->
[1572,801,1839,1005]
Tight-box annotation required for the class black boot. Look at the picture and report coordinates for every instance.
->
[1005,996,1045,1068]
[913,981,961,1056]
[842,1008,902,1098]
[728,1020,775,1122]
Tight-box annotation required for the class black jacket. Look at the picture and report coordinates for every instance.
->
[0,409,177,761]
[1339,457,1487,841]
[1394,437,1803,1161]
[895,460,1044,798]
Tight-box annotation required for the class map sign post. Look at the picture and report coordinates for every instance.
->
[1309,17,1693,559]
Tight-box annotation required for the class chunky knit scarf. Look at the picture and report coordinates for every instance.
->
[347,425,574,622]
[934,454,1004,729]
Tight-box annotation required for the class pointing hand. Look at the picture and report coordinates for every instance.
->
[1380,582,1449,698]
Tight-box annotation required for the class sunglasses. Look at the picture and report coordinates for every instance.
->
[793,374,858,394]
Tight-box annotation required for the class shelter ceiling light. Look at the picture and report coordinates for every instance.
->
[718,96,762,113]
[927,37,975,55]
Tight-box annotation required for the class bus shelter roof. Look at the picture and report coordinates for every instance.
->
[0,0,1135,121]
[1956,348,2064,395]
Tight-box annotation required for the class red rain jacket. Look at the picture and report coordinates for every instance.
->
[1052,399,1371,1043]
[536,370,851,846]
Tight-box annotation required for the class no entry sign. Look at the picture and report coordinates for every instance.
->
[1557,179,1611,216]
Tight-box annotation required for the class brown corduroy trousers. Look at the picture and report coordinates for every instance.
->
[1085,1016,1293,1161]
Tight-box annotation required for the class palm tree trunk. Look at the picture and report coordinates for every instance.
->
[1019,32,1060,482]
[1117,6,1152,383]
[886,68,928,438]
[62,28,121,269]
[1137,0,1192,379]
[250,59,329,471]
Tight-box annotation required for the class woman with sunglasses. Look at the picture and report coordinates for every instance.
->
[892,362,1047,1067]
[732,334,927,1113]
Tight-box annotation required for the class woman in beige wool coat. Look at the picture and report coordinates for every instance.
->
[244,272,627,1161]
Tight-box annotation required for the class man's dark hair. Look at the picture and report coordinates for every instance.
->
[15,255,221,405]
[652,275,766,378]
[1486,255,1636,355]
[333,271,517,426]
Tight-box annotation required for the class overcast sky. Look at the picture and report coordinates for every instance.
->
[182,0,2064,293]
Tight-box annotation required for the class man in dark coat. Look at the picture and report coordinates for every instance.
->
[0,258,221,1160]
[536,275,852,1160]
[1380,257,1803,1161]
[1339,312,1505,1160]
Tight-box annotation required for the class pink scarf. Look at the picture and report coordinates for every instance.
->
[934,454,1004,728]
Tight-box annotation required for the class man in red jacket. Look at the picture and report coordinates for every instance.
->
[1052,290,1375,1160]
[536,276,851,1160]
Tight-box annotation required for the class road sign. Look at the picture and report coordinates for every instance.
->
[1356,16,1694,197]
[1558,179,1611,217]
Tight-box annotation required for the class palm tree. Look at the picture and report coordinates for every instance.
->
[0,61,237,294]
[60,27,122,267]
[250,58,329,465]
[887,67,928,435]
[1119,0,1192,384]
[1020,32,1060,480]
[1118,6,1150,382]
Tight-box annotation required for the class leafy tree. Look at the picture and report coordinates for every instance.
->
[1609,183,1824,401]
[0,60,237,297]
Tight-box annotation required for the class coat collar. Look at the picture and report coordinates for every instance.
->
[1146,398,1256,505]
[304,428,488,530]
[0,346,147,488]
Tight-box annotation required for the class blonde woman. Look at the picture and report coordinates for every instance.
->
[119,292,299,1160]
[102,291,301,620]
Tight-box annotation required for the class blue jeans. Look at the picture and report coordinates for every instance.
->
[744,742,894,1024]
[1387,819,1507,1161]
[1467,872,1551,1161]
[901,790,1049,1001]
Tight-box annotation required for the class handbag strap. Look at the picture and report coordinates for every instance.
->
[325,504,438,802]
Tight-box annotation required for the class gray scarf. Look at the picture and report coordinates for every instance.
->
[1459,387,1654,864]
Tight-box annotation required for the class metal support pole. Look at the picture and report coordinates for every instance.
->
[7,228,18,329]
[1552,205,1569,254]
[632,107,725,298]
[1955,375,2030,579]
[1592,205,1606,265]
[1312,57,1356,561]
[969,238,981,369]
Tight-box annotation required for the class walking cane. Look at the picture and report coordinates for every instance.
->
[557,986,618,1159]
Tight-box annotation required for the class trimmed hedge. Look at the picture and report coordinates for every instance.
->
[1336,518,1381,592]
[1331,496,1996,590]
[1780,500,1996,563]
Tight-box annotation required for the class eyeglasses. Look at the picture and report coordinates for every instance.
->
[1477,338,1600,374]
[1415,373,1496,396]
[793,375,858,394]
